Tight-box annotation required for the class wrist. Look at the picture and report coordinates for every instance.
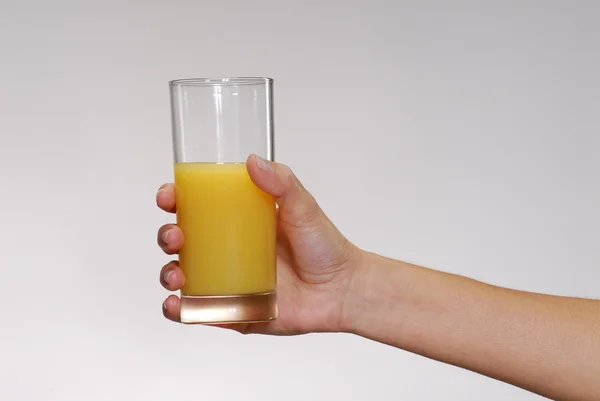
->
[339,251,424,345]
[339,250,385,334]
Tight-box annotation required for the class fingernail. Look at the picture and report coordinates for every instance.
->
[156,185,166,200]
[162,229,171,244]
[162,301,168,311]
[164,270,173,284]
[255,155,274,172]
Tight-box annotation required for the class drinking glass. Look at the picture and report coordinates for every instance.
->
[169,77,277,324]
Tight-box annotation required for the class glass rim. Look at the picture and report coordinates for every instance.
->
[169,77,273,87]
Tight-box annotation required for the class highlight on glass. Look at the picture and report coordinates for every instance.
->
[169,77,277,324]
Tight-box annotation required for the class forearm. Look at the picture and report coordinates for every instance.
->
[343,252,600,401]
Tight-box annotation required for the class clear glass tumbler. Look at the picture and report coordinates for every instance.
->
[169,77,277,324]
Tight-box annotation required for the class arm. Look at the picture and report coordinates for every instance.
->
[158,157,600,400]
[343,252,600,401]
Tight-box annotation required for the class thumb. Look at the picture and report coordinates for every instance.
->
[246,154,356,276]
[246,154,324,228]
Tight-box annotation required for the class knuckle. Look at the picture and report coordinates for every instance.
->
[294,202,321,226]
[285,193,322,228]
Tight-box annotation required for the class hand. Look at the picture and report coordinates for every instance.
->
[156,155,364,334]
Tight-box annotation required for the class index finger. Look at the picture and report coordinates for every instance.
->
[156,183,176,213]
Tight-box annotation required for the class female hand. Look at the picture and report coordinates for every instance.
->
[156,155,364,334]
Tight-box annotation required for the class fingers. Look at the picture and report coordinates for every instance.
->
[160,261,185,291]
[157,184,182,323]
[157,224,184,254]
[156,184,176,213]
[246,154,325,228]
[162,294,181,322]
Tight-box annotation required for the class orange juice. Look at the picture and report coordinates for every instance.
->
[174,162,276,296]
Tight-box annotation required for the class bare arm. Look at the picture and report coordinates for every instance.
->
[343,252,600,401]
[157,158,600,400]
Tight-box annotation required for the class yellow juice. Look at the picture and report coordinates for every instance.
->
[174,162,276,296]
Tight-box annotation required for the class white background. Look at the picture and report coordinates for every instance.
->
[1,1,599,400]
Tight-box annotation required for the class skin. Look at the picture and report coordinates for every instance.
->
[157,155,600,401]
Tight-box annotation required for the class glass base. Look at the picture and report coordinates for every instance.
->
[180,290,278,324]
